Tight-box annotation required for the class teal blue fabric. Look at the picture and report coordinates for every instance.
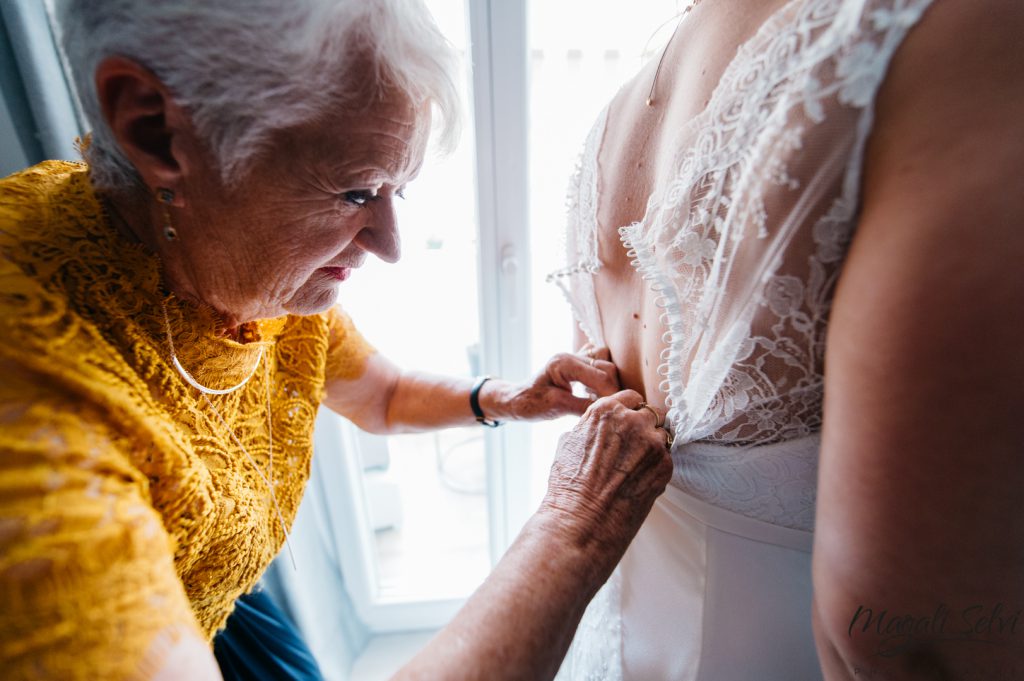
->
[214,590,324,681]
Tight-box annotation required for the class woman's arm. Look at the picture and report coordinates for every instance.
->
[394,390,673,680]
[323,344,619,435]
[0,363,221,680]
[812,1,1024,678]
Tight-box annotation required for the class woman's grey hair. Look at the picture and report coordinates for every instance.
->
[55,0,461,191]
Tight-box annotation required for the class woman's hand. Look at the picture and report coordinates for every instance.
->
[394,389,672,681]
[327,346,619,434]
[540,389,673,561]
[480,345,620,423]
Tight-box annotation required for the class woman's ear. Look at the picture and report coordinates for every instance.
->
[94,56,195,204]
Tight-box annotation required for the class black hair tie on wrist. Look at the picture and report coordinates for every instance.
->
[470,376,502,428]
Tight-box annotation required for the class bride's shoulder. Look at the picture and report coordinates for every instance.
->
[855,0,1024,289]
[871,0,1022,87]
[868,0,1023,176]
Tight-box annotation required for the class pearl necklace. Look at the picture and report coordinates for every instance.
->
[161,300,297,570]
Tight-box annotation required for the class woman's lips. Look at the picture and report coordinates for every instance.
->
[319,266,351,282]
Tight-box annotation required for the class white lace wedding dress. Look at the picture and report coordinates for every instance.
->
[550,1,937,678]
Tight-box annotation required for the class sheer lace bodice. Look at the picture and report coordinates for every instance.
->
[552,0,935,530]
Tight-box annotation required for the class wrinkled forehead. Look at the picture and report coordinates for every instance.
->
[333,93,431,180]
[271,88,432,185]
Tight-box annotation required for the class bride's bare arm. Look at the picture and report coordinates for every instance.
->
[812,1,1024,678]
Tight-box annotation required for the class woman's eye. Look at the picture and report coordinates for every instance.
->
[341,190,375,206]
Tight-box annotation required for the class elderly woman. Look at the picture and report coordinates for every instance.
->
[0,1,673,680]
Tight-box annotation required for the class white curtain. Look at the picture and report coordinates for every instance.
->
[0,0,82,172]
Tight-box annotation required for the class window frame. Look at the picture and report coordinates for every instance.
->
[467,0,534,561]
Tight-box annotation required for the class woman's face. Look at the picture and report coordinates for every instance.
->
[167,92,430,325]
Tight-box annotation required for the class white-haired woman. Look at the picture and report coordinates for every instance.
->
[0,2,672,680]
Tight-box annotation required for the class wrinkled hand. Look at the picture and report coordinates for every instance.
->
[540,389,673,559]
[498,346,620,422]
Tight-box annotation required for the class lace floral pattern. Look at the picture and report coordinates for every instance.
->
[548,106,609,346]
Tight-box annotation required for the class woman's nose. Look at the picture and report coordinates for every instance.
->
[355,199,401,264]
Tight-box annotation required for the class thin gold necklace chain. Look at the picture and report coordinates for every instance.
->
[646,0,706,106]
[161,300,296,570]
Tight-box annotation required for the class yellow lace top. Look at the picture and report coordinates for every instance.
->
[0,161,375,680]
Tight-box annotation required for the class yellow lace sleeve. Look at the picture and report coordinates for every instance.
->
[324,305,376,382]
[0,362,204,681]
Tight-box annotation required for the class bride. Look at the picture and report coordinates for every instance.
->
[552,0,1024,678]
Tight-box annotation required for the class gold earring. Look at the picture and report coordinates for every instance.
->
[156,187,177,241]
